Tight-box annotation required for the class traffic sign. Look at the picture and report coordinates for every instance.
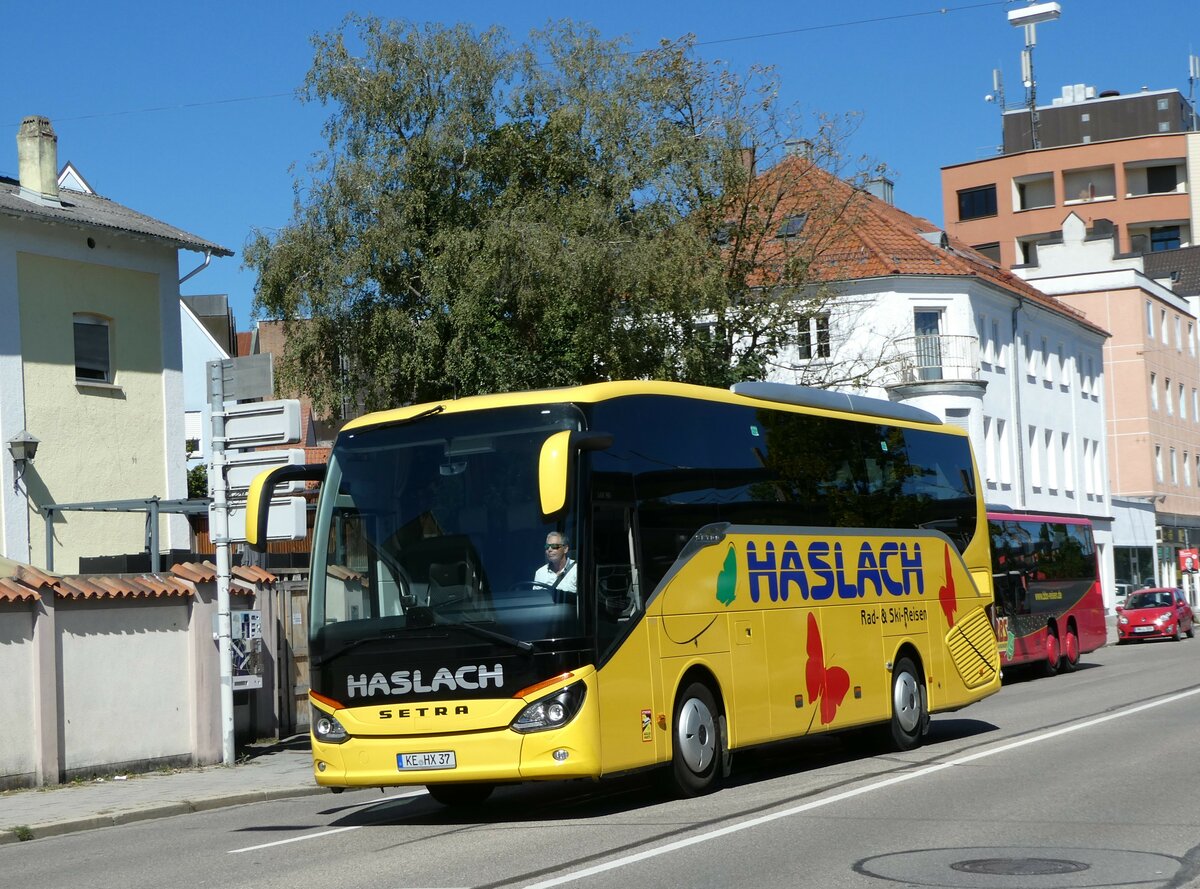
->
[220,496,307,542]
[220,399,301,450]
[208,354,274,405]
[225,448,307,494]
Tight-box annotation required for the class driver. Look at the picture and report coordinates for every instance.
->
[535,532,577,594]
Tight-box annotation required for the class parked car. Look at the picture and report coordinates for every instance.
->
[1115,588,1195,643]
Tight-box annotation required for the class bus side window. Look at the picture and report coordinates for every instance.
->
[593,505,640,657]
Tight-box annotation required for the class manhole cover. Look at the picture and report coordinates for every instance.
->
[951,858,1090,876]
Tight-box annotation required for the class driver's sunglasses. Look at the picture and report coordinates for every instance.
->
[544,543,564,550]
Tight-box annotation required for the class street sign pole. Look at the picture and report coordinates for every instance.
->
[206,361,236,767]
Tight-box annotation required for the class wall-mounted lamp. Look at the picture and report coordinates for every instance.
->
[8,430,40,492]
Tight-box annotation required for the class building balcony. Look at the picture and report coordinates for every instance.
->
[889,334,981,384]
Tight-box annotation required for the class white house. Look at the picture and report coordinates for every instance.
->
[750,160,1117,606]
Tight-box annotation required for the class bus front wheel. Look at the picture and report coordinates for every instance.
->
[669,681,725,797]
[426,783,494,807]
[888,657,927,751]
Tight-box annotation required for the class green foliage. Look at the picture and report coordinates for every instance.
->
[187,464,209,500]
[247,15,877,412]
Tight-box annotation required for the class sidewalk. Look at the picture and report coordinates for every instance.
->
[0,737,324,844]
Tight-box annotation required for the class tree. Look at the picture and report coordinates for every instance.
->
[187,463,208,500]
[246,15,889,414]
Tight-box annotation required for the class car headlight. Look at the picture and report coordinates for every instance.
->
[511,682,586,733]
[1156,614,1173,626]
[1118,615,1129,625]
[313,708,349,744]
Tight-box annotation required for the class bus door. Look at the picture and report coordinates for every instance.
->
[592,503,661,771]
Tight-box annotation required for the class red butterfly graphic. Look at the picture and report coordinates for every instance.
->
[939,544,958,628]
[806,612,850,725]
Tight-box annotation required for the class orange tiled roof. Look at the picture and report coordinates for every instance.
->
[171,560,276,587]
[741,157,1109,337]
[0,560,276,604]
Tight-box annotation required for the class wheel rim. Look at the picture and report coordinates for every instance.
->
[1065,631,1079,663]
[892,669,922,735]
[677,696,716,773]
[1046,633,1060,665]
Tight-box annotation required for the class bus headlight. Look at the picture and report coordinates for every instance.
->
[313,711,349,744]
[511,682,586,733]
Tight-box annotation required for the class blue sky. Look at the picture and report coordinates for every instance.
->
[3,1,1197,331]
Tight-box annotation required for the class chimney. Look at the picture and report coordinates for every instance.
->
[784,138,813,159]
[16,116,60,203]
[738,146,756,179]
[865,176,895,205]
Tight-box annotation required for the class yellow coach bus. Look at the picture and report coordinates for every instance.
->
[247,381,1000,805]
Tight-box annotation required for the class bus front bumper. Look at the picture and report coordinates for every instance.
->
[312,704,602,787]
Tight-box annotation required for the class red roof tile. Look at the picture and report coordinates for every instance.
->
[0,559,275,605]
[740,157,1108,337]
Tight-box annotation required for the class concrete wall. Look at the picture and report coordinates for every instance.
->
[0,608,36,782]
[0,572,280,790]
[58,599,193,774]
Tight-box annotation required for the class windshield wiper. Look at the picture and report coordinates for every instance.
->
[313,632,406,666]
[316,616,534,664]
[406,605,534,652]
[451,620,534,652]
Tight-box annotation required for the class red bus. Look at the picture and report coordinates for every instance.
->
[987,511,1107,675]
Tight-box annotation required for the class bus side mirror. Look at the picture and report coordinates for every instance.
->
[538,430,612,519]
[245,463,326,551]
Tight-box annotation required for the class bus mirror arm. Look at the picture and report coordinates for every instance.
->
[539,430,613,520]
[245,462,326,552]
[571,431,613,452]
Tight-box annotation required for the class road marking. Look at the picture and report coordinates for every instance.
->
[226,789,427,853]
[229,825,361,853]
[522,687,1200,888]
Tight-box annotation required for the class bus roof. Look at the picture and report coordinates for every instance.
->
[340,380,949,435]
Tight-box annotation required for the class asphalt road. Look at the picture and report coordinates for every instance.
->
[4,636,1199,889]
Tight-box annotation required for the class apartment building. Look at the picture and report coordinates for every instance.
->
[941,85,1200,269]
[1015,213,1200,598]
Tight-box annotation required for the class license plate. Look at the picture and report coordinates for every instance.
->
[397,751,457,770]
[1133,626,1154,634]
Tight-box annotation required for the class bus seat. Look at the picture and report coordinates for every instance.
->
[428,560,471,607]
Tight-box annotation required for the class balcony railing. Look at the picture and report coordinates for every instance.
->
[891,334,980,384]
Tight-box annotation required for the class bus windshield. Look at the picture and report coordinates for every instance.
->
[310,404,586,663]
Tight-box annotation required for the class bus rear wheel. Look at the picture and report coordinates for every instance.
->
[1043,629,1062,676]
[1061,626,1080,673]
[669,681,725,797]
[888,656,928,751]
[426,783,494,807]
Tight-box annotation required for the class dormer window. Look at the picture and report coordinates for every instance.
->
[776,213,808,239]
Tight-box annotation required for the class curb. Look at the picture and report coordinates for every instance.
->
[0,785,328,845]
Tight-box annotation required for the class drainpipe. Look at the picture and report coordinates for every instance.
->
[179,250,212,285]
[1011,297,1027,507]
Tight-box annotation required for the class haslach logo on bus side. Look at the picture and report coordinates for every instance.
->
[345,664,505,699]
[737,540,926,603]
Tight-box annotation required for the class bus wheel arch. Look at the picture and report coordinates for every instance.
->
[667,668,729,797]
[887,647,928,751]
[1061,619,1080,672]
